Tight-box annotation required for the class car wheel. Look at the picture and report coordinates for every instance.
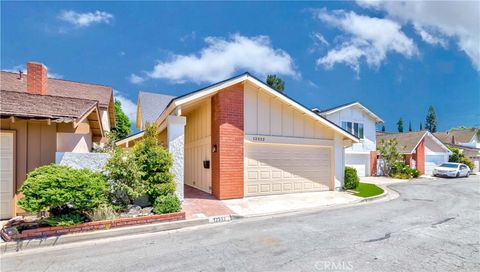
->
[466,172,470,178]
[456,172,460,178]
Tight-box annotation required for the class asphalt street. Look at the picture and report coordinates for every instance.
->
[1,176,479,272]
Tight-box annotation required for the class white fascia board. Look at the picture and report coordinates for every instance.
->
[322,102,384,124]
[153,74,358,143]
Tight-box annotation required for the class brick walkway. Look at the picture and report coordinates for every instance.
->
[182,185,234,219]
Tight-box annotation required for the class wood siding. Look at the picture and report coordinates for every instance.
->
[1,119,57,213]
[184,99,212,193]
[244,83,334,140]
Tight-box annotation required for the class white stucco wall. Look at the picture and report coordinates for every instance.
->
[324,106,377,154]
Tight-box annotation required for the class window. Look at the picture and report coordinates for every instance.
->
[342,121,364,139]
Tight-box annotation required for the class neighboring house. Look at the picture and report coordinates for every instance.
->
[312,102,383,177]
[0,62,115,219]
[136,91,175,130]
[118,73,359,201]
[434,128,480,172]
[376,131,452,176]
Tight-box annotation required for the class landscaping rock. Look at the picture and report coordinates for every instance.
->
[140,207,154,216]
[120,205,143,217]
[133,194,151,208]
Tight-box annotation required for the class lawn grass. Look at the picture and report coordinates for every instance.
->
[353,182,384,198]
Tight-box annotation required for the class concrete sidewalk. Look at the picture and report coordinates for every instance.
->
[222,191,363,217]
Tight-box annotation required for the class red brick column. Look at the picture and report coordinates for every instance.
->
[370,151,377,176]
[211,83,244,199]
[415,138,425,174]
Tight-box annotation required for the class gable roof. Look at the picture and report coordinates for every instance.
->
[153,72,359,142]
[434,128,478,144]
[376,131,450,154]
[0,90,104,138]
[137,91,175,129]
[313,101,383,123]
[0,71,115,127]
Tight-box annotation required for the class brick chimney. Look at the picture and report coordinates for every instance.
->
[27,62,48,95]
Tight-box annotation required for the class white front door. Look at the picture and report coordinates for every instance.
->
[0,131,15,219]
[245,143,331,196]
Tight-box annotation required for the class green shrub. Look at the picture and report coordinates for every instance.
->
[390,162,419,179]
[18,165,108,214]
[153,194,181,214]
[344,167,360,189]
[105,147,145,206]
[41,211,87,226]
[449,146,474,170]
[410,169,420,178]
[133,123,176,202]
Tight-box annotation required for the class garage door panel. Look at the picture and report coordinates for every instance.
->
[245,143,331,196]
[0,132,14,219]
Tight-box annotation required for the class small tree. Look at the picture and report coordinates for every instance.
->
[377,139,403,176]
[448,146,474,170]
[266,74,285,93]
[408,121,412,132]
[112,99,132,140]
[397,118,404,133]
[105,147,145,206]
[419,122,423,131]
[381,125,386,132]
[133,123,176,202]
[425,105,437,133]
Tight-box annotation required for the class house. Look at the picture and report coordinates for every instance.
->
[117,73,359,201]
[434,128,480,172]
[0,62,115,219]
[312,102,383,177]
[376,131,452,176]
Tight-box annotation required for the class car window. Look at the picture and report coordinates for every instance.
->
[439,163,458,168]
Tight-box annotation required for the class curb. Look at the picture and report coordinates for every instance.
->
[1,218,209,254]
[230,185,396,220]
[358,188,389,203]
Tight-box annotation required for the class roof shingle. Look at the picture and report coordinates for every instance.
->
[138,91,175,127]
[0,90,97,122]
[376,131,427,154]
[434,128,478,144]
[0,71,112,108]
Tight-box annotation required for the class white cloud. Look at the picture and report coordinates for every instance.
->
[113,90,137,122]
[357,0,480,70]
[315,9,417,77]
[58,10,113,28]
[128,73,145,84]
[2,65,63,79]
[134,34,298,84]
[414,25,448,48]
[313,32,329,46]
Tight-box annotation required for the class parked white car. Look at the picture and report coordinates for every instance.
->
[433,163,470,178]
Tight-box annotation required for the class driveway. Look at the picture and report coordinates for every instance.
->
[223,191,362,217]
[2,176,479,272]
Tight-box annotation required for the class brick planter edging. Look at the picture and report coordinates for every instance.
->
[2,212,185,241]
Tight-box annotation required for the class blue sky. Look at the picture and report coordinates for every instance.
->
[2,1,479,132]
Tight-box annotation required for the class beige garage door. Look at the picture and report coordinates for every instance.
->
[0,132,14,219]
[245,143,331,196]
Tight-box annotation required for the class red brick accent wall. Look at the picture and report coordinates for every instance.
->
[370,151,377,176]
[26,62,48,95]
[415,138,426,174]
[211,83,244,199]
